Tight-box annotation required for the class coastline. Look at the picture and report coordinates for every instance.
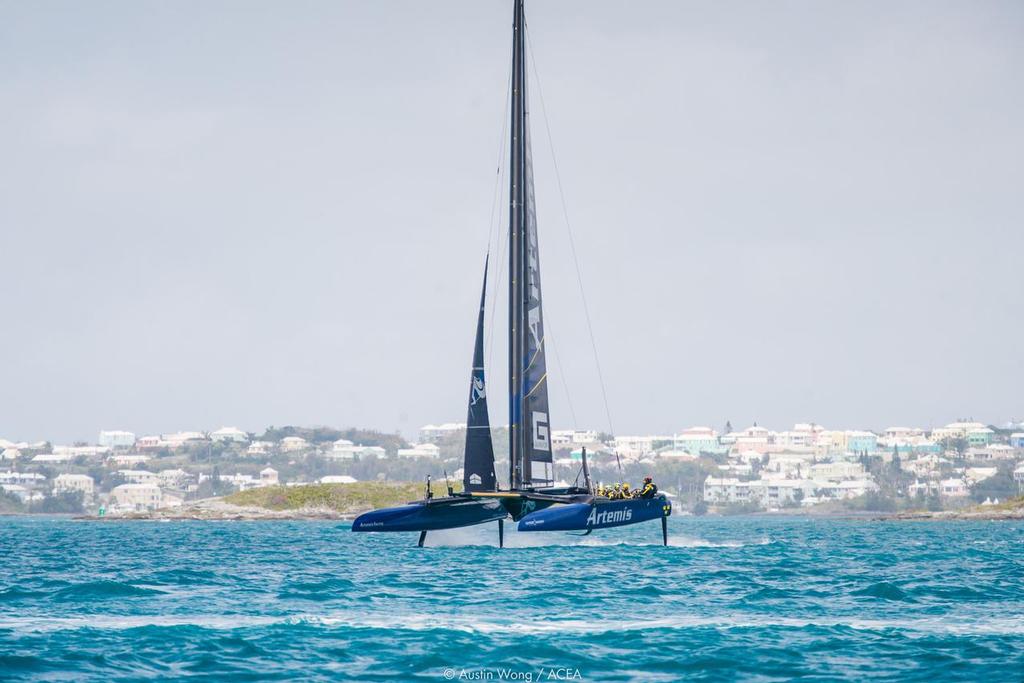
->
[66,498,1024,523]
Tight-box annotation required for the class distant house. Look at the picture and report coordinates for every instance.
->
[931,422,987,442]
[0,471,46,486]
[260,467,279,486]
[54,474,95,499]
[109,484,163,512]
[673,427,720,455]
[247,441,274,456]
[966,428,994,447]
[327,440,385,460]
[137,432,206,450]
[136,435,164,450]
[211,427,249,443]
[419,423,467,443]
[845,431,878,454]
[158,469,190,488]
[939,478,969,497]
[163,432,207,449]
[31,453,74,464]
[1,448,21,461]
[967,444,1015,461]
[320,475,358,484]
[98,430,136,449]
[280,437,309,453]
[52,445,111,459]
[1,484,43,503]
[108,454,150,467]
[809,461,866,481]
[397,443,441,459]
[118,469,159,485]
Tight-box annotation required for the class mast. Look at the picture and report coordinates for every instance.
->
[508,0,552,489]
[508,0,526,489]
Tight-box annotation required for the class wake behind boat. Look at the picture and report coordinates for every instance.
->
[352,0,671,546]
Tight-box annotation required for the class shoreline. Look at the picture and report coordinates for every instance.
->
[61,503,1024,523]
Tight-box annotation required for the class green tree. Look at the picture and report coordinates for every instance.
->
[36,491,85,514]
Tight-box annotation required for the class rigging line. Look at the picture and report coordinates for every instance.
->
[486,46,514,368]
[526,27,619,454]
[543,318,579,430]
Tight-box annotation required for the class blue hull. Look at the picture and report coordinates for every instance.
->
[517,495,671,532]
[351,497,507,532]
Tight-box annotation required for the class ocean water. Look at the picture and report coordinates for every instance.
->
[1,517,1022,681]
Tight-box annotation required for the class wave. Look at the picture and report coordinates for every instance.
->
[573,536,771,548]
[51,581,166,601]
[4,612,1023,637]
[851,582,915,602]
[0,586,46,602]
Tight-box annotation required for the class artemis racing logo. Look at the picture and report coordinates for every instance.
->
[586,507,632,526]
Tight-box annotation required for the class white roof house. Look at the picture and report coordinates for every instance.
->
[320,475,358,484]
[247,441,274,456]
[259,467,279,486]
[98,430,136,448]
[939,478,969,497]
[109,484,164,512]
[54,474,95,496]
[280,437,309,452]
[32,453,74,464]
[211,427,249,443]
[397,443,441,459]
[0,471,46,485]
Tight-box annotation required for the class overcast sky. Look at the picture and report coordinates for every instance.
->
[1,0,1021,444]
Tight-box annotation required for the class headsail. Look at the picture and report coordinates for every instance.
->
[508,0,553,488]
[463,258,497,493]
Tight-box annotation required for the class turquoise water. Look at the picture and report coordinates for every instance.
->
[1,517,1022,681]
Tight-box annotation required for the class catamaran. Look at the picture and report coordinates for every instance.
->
[352,0,671,547]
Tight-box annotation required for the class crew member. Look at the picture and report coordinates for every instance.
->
[621,483,631,499]
[639,476,658,499]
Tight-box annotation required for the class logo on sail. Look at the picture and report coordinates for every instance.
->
[470,374,486,406]
[469,473,482,485]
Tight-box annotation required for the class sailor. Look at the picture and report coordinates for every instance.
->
[596,484,606,497]
[621,483,631,499]
[638,476,658,499]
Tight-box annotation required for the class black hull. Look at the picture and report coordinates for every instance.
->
[351,496,507,533]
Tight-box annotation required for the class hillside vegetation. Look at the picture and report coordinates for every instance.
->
[223,481,462,514]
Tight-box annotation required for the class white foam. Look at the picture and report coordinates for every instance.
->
[3,612,1022,637]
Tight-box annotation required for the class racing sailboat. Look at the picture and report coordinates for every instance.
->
[352,0,671,546]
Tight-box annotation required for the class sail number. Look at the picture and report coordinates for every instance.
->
[533,412,550,451]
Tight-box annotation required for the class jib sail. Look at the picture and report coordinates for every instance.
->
[463,259,497,493]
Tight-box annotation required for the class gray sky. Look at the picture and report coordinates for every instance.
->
[2,0,1021,444]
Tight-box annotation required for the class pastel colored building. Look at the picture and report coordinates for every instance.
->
[846,431,878,454]
[54,474,95,499]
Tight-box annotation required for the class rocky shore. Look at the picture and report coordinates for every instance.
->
[893,507,1024,521]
